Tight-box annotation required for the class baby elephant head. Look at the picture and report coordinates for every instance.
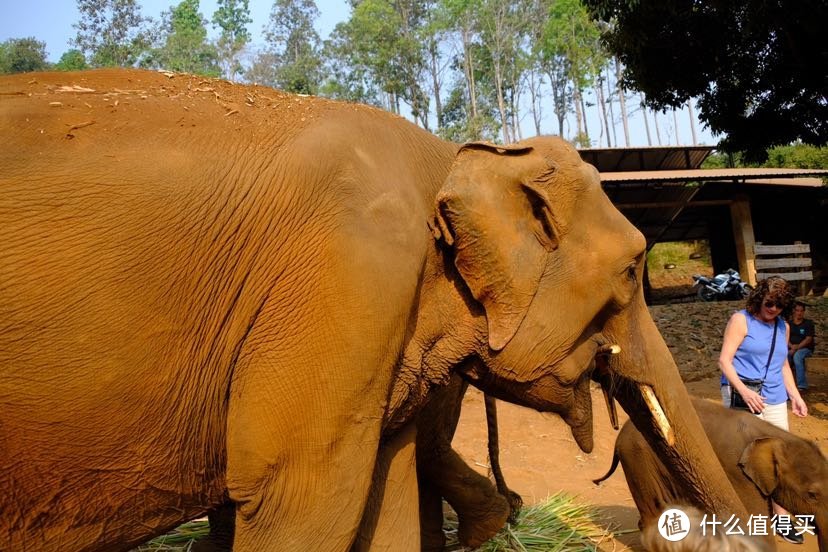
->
[740,436,828,550]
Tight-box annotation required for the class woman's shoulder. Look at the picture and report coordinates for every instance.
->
[726,310,749,334]
[729,309,748,323]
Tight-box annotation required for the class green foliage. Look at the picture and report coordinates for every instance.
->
[142,0,220,77]
[72,0,150,67]
[437,82,500,142]
[703,143,828,170]
[324,0,411,107]
[0,37,49,74]
[254,0,322,94]
[764,144,828,170]
[583,0,828,161]
[54,49,89,71]
[212,0,252,80]
[540,0,603,89]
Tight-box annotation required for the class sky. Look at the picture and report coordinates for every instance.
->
[0,0,718,148]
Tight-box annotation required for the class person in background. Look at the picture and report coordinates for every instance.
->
[788,301,815,391]
[718,276,808,545]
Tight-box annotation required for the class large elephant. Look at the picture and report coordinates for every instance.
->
[0,68,745,551]
[595,397,827,551]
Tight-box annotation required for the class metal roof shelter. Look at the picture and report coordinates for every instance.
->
[577,146,828,290]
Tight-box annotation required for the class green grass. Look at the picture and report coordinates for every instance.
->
[132,520,209,551]
[133,493,613,551]
[445,493,614,552]
[647,240,710,268]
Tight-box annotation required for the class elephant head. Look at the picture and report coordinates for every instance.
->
[740,437,828,550]
[413,136,747,519]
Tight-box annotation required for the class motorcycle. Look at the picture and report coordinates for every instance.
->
[692,268,753,301]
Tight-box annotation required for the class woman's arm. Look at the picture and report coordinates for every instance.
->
[783,322,808,417]
[718,311,765,413]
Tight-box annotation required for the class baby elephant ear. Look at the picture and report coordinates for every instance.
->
[434,142,559,351]
[739,437,782,496]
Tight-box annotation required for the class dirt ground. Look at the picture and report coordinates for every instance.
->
[451,299,828,551]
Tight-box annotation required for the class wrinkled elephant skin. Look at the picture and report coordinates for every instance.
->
[0,69,743,551]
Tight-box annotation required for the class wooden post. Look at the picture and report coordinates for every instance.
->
[730,195,757,285]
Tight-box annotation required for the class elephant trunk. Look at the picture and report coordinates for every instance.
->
[600,297,749,521]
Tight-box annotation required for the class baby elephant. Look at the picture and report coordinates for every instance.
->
[595,397,827,551]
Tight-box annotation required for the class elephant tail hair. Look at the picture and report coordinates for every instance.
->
[592,452,620,485]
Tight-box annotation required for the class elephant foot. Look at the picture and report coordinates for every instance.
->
[503,488,523,523]
[420,524,446,552]
[456,491,511,549]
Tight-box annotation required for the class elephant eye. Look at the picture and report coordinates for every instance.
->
[626,264,637,283]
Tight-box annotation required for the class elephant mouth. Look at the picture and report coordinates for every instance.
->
[592,345,675,447]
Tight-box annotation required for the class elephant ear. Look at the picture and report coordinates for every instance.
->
[433,141,561,351]
[739,437,782,496]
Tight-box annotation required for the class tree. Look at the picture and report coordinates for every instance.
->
[0,38,49,74]
[143,0,219,76]
[323,0,432,127]
[55,49,89,71]
[256,0,323,94]
[475,0,531,143]
[538,0,605,147]
[583,0,828,161]
[212,0,252,80]
[72,0,149,67]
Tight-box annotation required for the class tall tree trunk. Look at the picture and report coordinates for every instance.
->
[492,57,511,143]
[573,85,584,142]
[548,71,565,137]
[605,68,618,147]
[639,93,652,146]
[596,80,611,147]
[617,59,630,146]
[687,98,698,145]
[580,90,590,144]
[461,27,478,119]
[653,107,663,145]
[529,71,542,136]
[429,43,443,128]
[672,108,680,145]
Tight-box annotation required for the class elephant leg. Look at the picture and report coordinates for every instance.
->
[430,447,511,549]
[418,475,447,552]
[226,354,387,551]
[352,423,420,552]
[417,375,510,550]
[191,502,235,552]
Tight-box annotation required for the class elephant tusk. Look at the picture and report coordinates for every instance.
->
[594,344,621,429]
[601,384,619,430]
[597,344,621,355]
[640,384,675,447]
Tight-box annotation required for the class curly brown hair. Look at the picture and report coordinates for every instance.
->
[745,276,794,318]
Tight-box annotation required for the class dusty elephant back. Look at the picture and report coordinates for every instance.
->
[0,69,457,551]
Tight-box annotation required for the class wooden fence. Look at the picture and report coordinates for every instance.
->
[754,243,813,293]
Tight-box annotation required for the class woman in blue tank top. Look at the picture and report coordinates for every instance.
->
[719,277,807,423]
[718,277,808,544]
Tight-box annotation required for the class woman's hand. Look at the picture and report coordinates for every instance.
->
[791,395,808,417]
[738,386,766,414]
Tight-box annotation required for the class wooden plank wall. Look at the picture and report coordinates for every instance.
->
[754,243,813,294]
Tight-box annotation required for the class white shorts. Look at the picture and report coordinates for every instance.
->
[720,385,789,431]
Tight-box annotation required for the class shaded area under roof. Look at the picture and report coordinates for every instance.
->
[589,164,827,247]
[601,167,828,184]
[579,145,715,172]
